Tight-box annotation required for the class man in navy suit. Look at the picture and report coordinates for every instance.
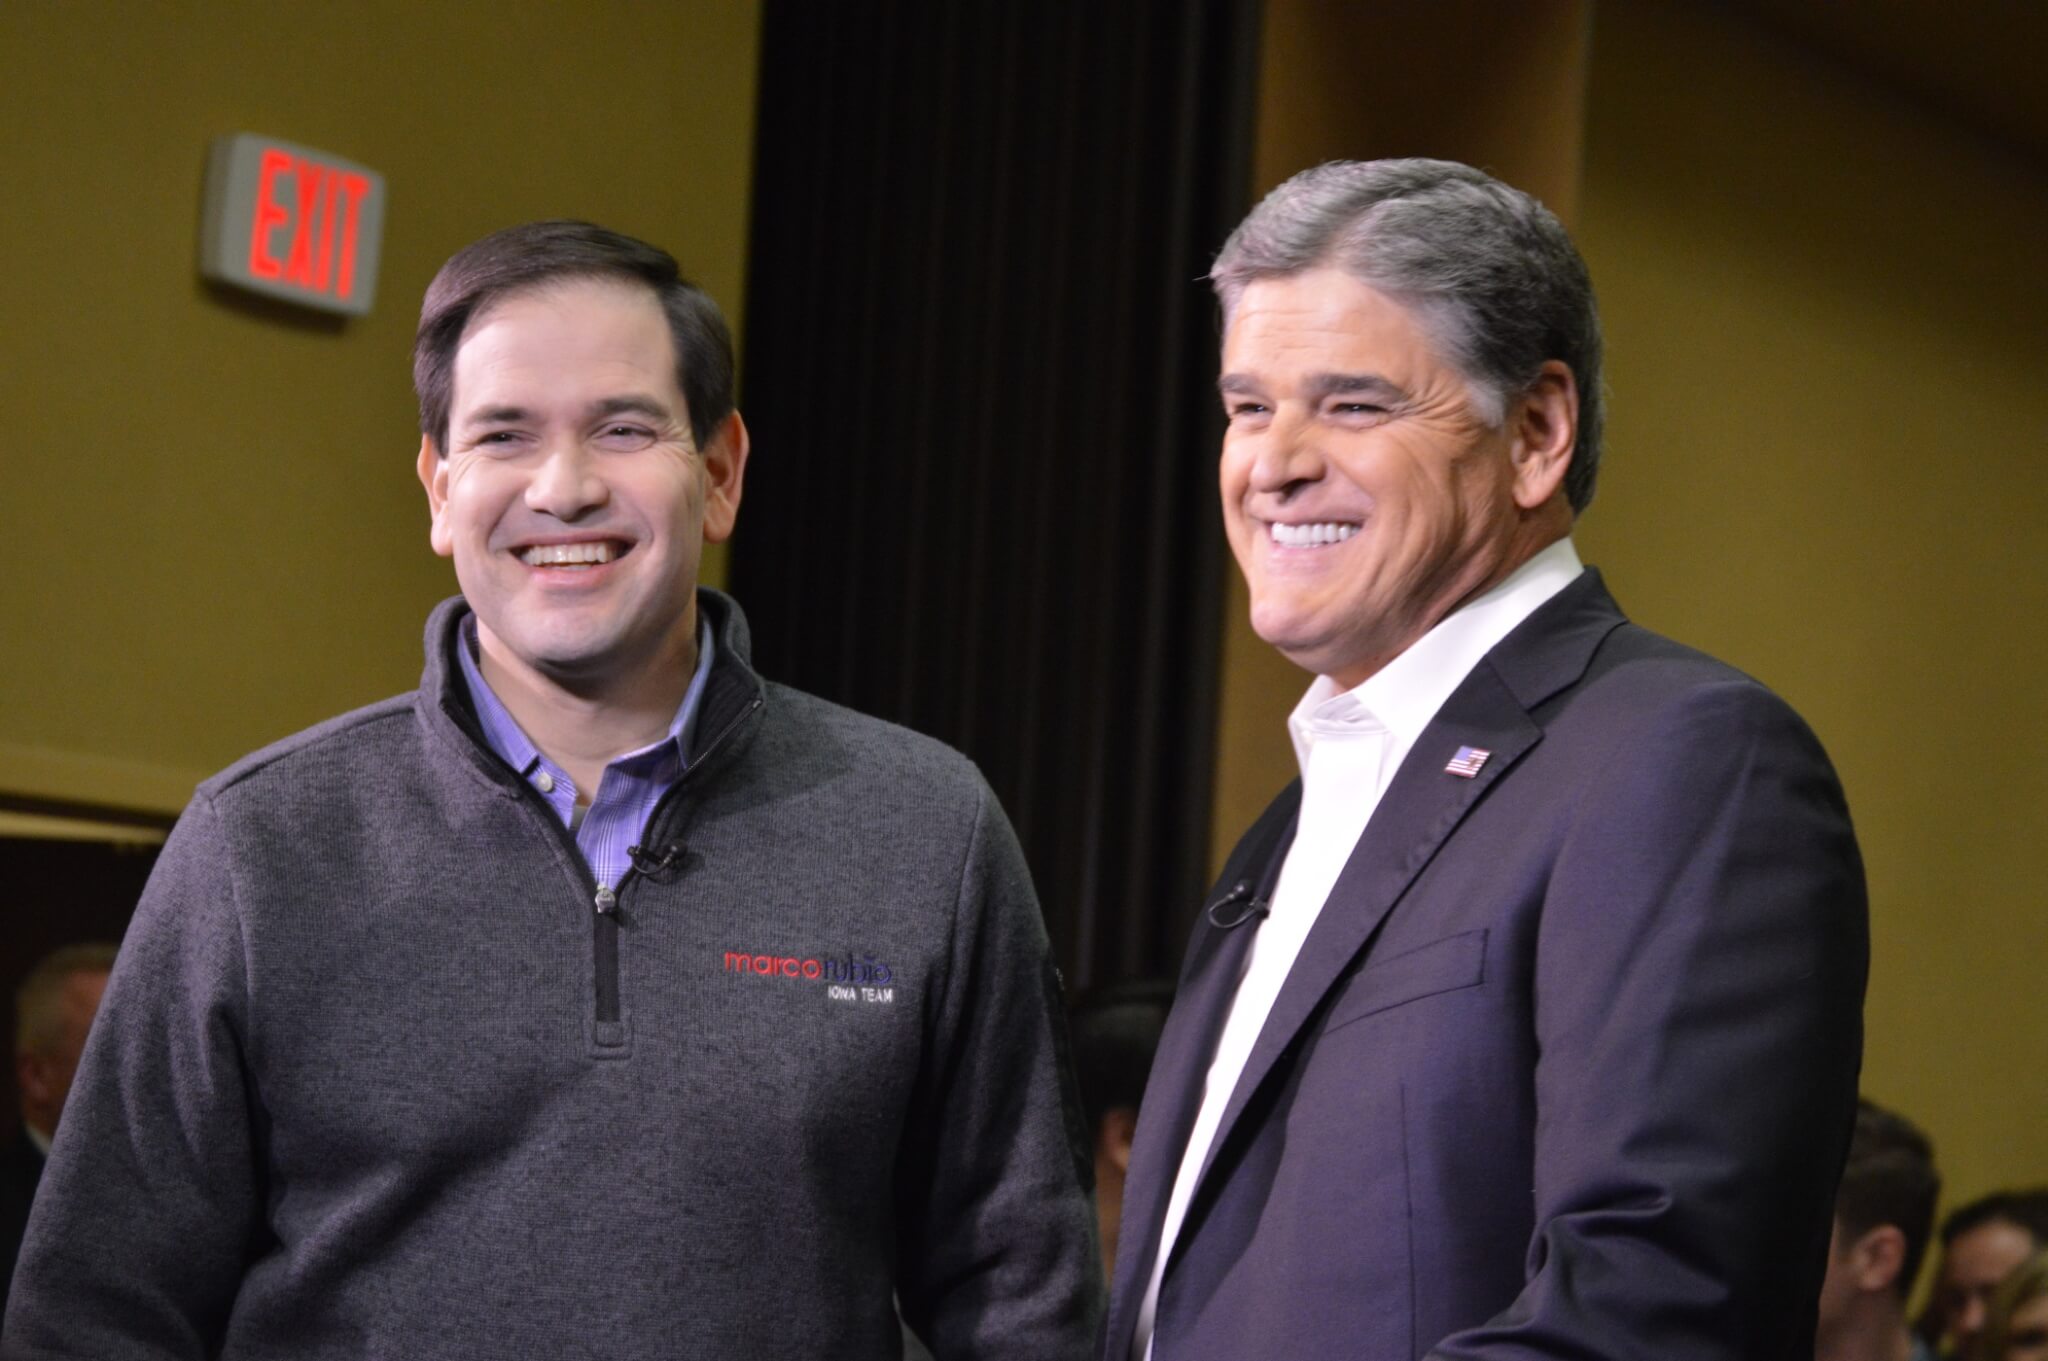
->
[1107,159,1868,1360]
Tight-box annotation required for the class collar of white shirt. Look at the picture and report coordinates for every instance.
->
[1287,537,1585,776]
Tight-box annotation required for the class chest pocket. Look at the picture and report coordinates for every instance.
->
[1323,928,1488,1034]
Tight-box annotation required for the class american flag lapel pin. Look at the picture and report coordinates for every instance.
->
[1444,745,1490,778]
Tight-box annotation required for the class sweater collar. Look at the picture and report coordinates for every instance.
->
[419,588,768,790]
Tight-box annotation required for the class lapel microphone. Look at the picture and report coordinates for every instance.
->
[1205,805,1294,930]
[1205,879,1271,930]
[627,843,686,881]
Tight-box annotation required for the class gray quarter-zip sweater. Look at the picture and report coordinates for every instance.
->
[5,591,1102,1360]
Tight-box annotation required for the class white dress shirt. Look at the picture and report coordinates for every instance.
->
[1133,538,1584,1357]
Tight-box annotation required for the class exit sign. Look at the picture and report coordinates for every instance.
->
[200,134,386,316]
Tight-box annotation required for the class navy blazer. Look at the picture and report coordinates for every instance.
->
[1108,571,1867,1360]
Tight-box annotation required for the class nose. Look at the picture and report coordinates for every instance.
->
[1245,406,1323,497]
[524,438,608,520]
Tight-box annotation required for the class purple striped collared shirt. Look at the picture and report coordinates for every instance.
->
[456,615,714,892]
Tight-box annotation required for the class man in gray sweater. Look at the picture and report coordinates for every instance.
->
[4,222,1102,1359]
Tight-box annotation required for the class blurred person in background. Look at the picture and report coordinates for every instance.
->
[1977,1251,2048,1361]
[1920,1190,2048,1359]
[0,943,115,1317]
[1814,1098,1941,1361]
[1068,981,1174,1282]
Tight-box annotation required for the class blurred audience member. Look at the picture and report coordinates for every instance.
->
[1815,1098,1940,1361]
[1979,1251,2048,1361]
[1919,1189,2048,1358]
[1,943,116,1313]
[1068,980,1174,1282]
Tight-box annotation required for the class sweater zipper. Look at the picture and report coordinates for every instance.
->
[587,695,764,1029]
[591,878,629,1024]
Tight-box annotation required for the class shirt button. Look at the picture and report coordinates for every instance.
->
[534,772,556,793]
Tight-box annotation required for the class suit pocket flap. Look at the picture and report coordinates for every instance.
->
[1323,928,1488,1033]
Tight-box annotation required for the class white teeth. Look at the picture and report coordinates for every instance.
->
[520,542,619,567]
[1270,522,1360,548]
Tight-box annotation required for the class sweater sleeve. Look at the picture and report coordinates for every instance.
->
[893,778,1105,1361]
[3,793,265,1358]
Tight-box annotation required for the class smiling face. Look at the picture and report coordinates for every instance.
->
[1218,268,1576,688]
[2007,1291,2048,1361]
[419,277,746,698]
[1939,1220,2042,1347]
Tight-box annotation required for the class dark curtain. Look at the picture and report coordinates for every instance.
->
[733,1,1261,986]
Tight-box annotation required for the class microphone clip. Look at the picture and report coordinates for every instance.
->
[1205,879,1271,930]
[627,843,686,881]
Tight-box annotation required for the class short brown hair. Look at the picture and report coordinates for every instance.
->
[1837,1098,1940,1299]
[413,220,736,454]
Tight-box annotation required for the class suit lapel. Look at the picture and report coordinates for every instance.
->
[1112,571,1631,1344]
[1188,570,1630,1204]
[1105,788,1299,1350]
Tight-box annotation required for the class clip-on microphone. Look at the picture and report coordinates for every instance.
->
[1205,879,1271,930]
[627,843,686,881]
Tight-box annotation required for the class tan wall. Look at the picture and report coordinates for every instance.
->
[1576,0,2047,1218]
[0,1,761,815]
[1220,0,2045,1223]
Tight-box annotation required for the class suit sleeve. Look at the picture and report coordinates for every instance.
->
[3,793,264,1358]
[1432,679,1867,1360]
[893,778,1105,1361]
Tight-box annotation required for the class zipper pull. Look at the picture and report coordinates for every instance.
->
[594,885,617,915]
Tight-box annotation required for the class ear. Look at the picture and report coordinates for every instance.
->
[417,435,454,558]
[1098,1107,1139,1176]
[16,1052,48,1108]
[700,410,750,544]
[1508,360,1579,512]
[1852,1224,1909,1294]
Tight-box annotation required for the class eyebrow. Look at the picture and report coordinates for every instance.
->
[457,394,677,429]
[1304,373,1406,403]
[459,404,534,429]
[589,395,675,422]
[1216,372,1409,402]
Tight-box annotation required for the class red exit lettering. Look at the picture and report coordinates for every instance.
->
[247,148,372,299]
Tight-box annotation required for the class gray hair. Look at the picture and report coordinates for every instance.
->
[14,942,117,1057]
[1212,159,1605,513]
